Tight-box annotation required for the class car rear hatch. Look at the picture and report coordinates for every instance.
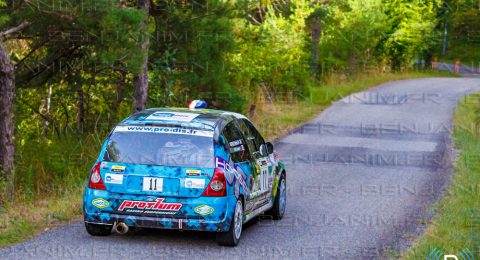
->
[100,162,214,198]
[100,124,216,198]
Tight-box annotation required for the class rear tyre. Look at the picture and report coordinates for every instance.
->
[85,222,113,236]
[266,175,286,220]
[216,199,243,246]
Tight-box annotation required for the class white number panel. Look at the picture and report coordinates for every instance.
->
[143,177,163,192]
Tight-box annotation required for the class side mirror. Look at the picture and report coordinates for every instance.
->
[266,142,274,154]
[259,144,268,157]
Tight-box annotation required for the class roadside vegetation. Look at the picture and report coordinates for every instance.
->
[432,0,480,66]
[0,0,473,248]
[402,93,480,259]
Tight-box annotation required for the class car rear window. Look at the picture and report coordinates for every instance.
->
[103,126,214,168]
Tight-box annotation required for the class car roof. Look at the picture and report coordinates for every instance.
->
[118,108,247,131]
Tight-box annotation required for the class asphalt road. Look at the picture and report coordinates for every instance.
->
[1,78,480,259]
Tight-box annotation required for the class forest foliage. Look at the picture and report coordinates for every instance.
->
[0,0,476,202]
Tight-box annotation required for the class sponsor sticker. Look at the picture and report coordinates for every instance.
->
[194,204,214,216]
[105,173,123,184]
[184,178,205,189]
[145,112,200,122]
[92,198,110,209]
[114,126,213,137]
[111,165,125,173]
[118,198,182,214]
[186,169,201,176]
[229,140,242,147]
[216,157,249,194]
[230,145,244,153]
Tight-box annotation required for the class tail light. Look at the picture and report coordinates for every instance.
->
[89,162,106,190]
[202,168,226,197]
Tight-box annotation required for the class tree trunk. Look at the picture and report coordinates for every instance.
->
[349,51,357,75]
[311,18,320,78]
[42,85,52,141]
[111,68,126,125]
[133,0,150,113]
[0,39,15,201]
[77,82,84,134]
[311,1,320,79]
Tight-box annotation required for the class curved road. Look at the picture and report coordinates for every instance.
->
[2,78,480,259]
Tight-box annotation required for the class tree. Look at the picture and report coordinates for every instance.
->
[0,0,143,200]
[318,0,388,73]
[231,0,315,104]
[0,20,31,201]
[309,0,321,78]
[133,0,150,113]
[307,1,334,78]
[0,39,15,200]
[380,0,442,70]
[0,0,451,205]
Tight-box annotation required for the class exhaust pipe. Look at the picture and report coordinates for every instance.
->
[115,222,129,235]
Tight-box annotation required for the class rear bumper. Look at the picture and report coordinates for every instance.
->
[84,213,230,232]
[83,188,235,232]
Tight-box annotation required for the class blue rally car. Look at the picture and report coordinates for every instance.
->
[83,106,287,246]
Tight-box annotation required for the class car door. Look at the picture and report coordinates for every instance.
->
[235,119,273,207]
[221,121,253,194]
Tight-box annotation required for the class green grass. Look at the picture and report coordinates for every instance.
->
[0,191,83,247]
[0,69,456,248]
[0,134,100,247]
[402,93,480,259]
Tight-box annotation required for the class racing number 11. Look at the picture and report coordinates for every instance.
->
[143,177,163,192]
[149,179,157,190]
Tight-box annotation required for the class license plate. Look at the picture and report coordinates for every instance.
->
[143,177,163,192]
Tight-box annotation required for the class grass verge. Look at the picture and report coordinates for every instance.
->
[402,93,480,259]
[0,70,455,248]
